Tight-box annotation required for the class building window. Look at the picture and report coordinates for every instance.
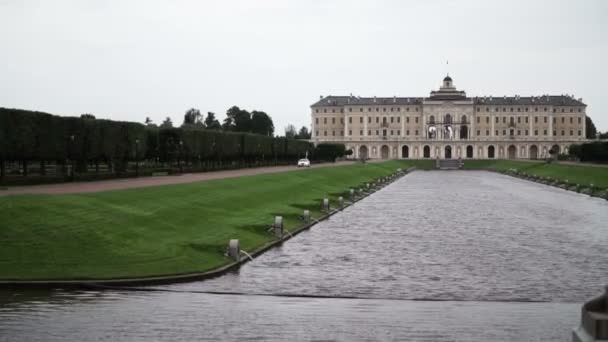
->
[525,129,528,135]
[348,108,352,112]
[562,108,565,113]
[525,107,529,112]
[397,117,401,123]
[349,117,352,124]
[390,107,394,112]
[324,131,327,136]
[495,117,499,124]
[368,108,372,112]
[397,107,401,112]
[415,130,419,135]
[315,118,319,124]
[503,108,506,112]
[517,117,521,124]
[390,117,394,123]
[397,130,400,135]
[340,118,343,124]
[561,130,565,136]
[510,107,514,112]
[570,130,573,135]
[390,130,394,135]
[376,130,379,135]
[383,107,386,112]
[406,107,409,112]
[503,117,506,124]
[503,129,506,135]
[477,108,480,112]
[486,117,489,124]
[560,117,564,123]
[495,130,499,136]
[406,130,410,135]
[332,118,335,124]
[360,108,363,112]
[348,130,352,135]
[578,130,582,136]
[315,130,318,136]
[323,109,327,113]
[534,130,538,136]
[359,130,363,135]
[315,109,319,113]
[525,117,529,124]
[415,107,419,111]
[368,117,371,123]
[517,130,521,135]
[535,107,538,112]
[332,131,335,136]
[569,108,573,113]
[477,117,480,124]
[553,130,556,136]
[376,108,379,112]
[578,117,582,124]
[415,117,419,123]
[570,117,573,124]
[544,117,547,123]
[332,109,335,113]
[543,129,547,135]
[486,130,489,136]
[477,130,481,136]
[324,118,327,124]
[368,130,371,135]
[406,117,410,123]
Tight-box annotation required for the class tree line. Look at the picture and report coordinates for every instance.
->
[0,107,316,180]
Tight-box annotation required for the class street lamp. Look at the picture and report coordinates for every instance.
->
[69,135,75,180]
[178,140,183,173]
[135,139,140,177]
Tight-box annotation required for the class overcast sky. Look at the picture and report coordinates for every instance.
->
[1,0,607,132]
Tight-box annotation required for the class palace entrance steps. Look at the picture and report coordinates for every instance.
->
[436,159,463,170]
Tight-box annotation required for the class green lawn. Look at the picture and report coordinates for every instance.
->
[464,160,608,188]
[0,160,430,281]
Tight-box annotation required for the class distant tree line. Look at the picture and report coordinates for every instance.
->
[0,107,314,183]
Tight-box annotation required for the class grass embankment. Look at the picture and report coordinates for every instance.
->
[0,160,432,281]
[464,160,608,188]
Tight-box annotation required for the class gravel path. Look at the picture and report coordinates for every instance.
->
[0,162,356,196]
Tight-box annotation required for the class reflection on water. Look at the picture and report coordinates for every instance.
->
[1,171,607,341]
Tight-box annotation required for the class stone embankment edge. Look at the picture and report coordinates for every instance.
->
[491,169,608,200]
[0,167,416,289]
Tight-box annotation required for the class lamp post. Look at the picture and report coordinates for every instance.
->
[178,140,183,173]
[69,135,75,180]
[135,139,140,177]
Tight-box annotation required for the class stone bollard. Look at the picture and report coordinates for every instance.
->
[322,198,330,212]
[338,196,344,207]
[274,216,283,237]
[228,239,240,261]
[303,210,310,223]
[349,188,355,201]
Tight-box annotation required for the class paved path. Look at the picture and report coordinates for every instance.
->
[0,162,356,196]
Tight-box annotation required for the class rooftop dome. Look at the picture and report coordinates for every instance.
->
[443,75,452,82]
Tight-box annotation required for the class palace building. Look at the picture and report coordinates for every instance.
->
[310,75,587,160]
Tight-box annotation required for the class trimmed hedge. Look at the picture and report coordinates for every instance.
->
[569,142,608,163]
[0,108,313,180]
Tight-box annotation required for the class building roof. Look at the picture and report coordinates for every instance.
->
[311,95,586,107]
[443,75,452,82]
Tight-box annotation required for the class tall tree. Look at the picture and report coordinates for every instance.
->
[204,112,221,130]
[160,117,173,128]
[586,116,597,139]
[296,126,311,139]
[285,124,297,139]
[183,108,203,127]
[251,111,274,136]
[80,113,96,119]
[223,106,251,132]
[144,117,154,126]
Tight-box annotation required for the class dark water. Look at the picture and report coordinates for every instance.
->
[1,171,607,341]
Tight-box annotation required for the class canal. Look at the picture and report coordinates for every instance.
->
[1,171,607,341]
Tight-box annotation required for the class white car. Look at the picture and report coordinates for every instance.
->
[297,158,311,167]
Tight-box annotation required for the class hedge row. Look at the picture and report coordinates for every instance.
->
[0,108,313,166]
[569,142,608,162]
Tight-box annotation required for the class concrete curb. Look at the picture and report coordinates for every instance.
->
[0,167,414,288]
[493,169,608,201]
